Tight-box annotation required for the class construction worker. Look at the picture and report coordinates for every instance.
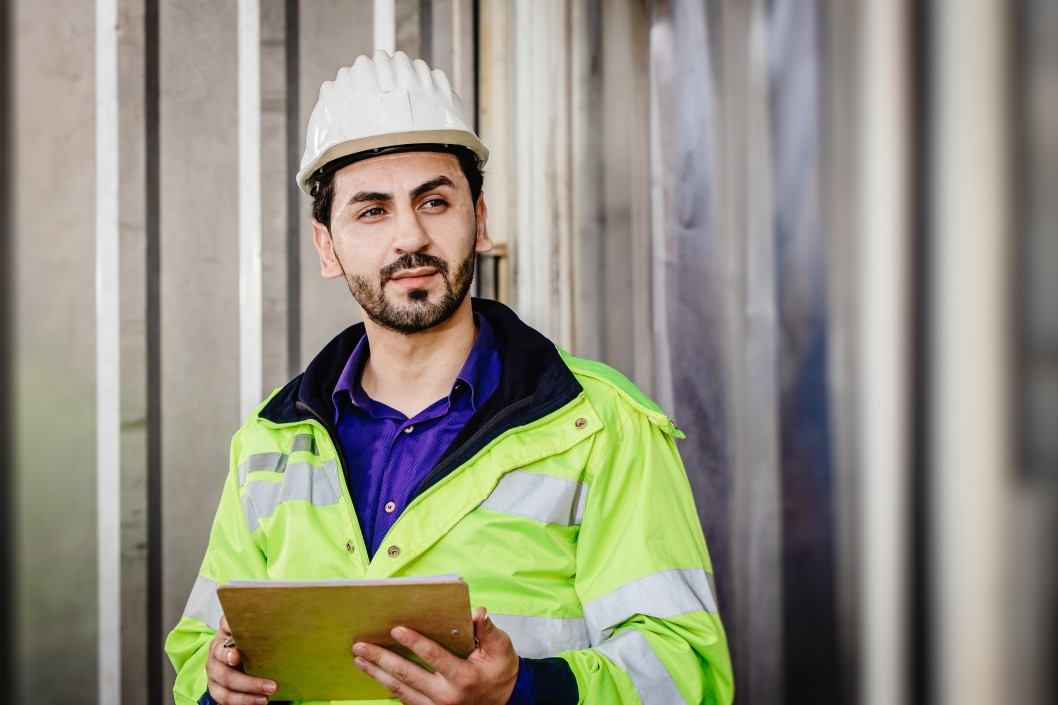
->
[166,50,733,705]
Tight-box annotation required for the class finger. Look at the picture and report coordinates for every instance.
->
[206,651,276,697]
[207,661,277,697]
[210,635,243,668]
[208,682,271,705]
[219,614,231,635]
[472,607,509,654]
[391,626,462,676]
[353,650,432,705]
[353,641,437,693]
[472,606,494,640]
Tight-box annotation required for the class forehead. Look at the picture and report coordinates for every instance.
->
[331,151,467,196]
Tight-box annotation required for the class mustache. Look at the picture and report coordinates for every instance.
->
[380,253,450,284]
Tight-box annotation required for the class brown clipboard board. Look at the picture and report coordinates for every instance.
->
[216,576,475,701]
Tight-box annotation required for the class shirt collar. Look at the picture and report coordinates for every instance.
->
[331,313,501,415]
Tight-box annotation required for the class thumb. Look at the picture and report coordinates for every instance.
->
[473,606,499,645]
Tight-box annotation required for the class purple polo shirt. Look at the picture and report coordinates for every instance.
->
[332,314,501,558]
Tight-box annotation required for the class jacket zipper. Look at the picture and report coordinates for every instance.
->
[294,399,367,557]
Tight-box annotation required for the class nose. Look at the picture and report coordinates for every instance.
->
[392,206,430,254]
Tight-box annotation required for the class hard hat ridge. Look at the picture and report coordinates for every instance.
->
[297,50,488,195]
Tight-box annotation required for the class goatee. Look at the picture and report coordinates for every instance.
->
[347,246,476,335]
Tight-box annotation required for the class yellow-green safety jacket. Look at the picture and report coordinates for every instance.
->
[166,300,734,705]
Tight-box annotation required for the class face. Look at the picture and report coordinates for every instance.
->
[312,152,492,335]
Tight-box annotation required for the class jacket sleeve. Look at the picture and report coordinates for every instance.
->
[559,408,735,705]
[164,431,269,705]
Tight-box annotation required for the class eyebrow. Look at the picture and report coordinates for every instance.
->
[410,175,457,200]
[347,190,392,206]
[345,175,458,209]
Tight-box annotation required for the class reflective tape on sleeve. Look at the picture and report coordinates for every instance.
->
[237,452,287,486]
[237,436,320,486]
[479,469,589,526]
[183,575,223,632]
[289,433,318,455]
[489,614,590,658]
[595,628,687,705]
[584,568,718,644]
[241,460,341,532]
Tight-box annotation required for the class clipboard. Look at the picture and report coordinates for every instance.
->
[216,575,475,701]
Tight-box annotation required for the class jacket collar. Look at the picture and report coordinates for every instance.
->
[259,299,582,437]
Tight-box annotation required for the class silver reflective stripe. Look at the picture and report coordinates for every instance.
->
[237,437,319,486]
[290,433,317,455]
[242,460,341,532]
[479,469,589,526]
[490,614,589,658]
[595,628,686,705]
[183,575,223,632]
[237,452,287,486]
[584,568,717,643]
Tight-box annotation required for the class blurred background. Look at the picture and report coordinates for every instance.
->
[2,0,1055,703]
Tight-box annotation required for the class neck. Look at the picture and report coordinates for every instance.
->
[358,298,477,417]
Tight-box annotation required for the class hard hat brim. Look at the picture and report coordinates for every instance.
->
[297,130,489,196]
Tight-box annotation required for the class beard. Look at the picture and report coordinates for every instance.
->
[342,240,477,335]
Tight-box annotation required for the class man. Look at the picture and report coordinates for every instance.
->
[166,50,733,705]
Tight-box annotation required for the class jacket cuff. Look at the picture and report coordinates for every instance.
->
[512,657,578,705]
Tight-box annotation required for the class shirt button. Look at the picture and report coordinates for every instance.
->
[403,425,415,434]
[387,545,400,558]
[384,501,396,513]
[345,541,355,553]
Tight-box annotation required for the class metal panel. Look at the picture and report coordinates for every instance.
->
[767,2,840,701]
[13,0,100,701]
[649,0,769,698]
[158,3,241,702]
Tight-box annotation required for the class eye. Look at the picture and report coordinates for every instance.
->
[420,197,449,211]
[358,206,386,221]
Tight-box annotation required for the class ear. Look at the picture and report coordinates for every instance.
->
[312,221,345,279]
[473,193,493,254]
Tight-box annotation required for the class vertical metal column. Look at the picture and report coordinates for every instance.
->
[374,0,396,53]
[930,2,1012,704]
[856,1,913,704]
[96,0,123,701]
[238,0,263,420]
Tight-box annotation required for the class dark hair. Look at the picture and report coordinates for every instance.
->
[310,146,484,230]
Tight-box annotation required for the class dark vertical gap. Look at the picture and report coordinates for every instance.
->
[0,0,13,690]
[285,0,301,377]
[908,1,932,704]
[1010,0,1030,487]
[145,0,163,702]
[419,0,433,66]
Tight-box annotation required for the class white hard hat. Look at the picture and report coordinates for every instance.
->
[297,50,489,196]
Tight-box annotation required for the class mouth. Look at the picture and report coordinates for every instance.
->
[387,267,439,289]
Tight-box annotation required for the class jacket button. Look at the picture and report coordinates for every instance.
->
[387,545,400,558]
[345,541,355,552]
[574,418,587,429]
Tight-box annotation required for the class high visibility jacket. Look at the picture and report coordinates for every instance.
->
[166,300,733,705]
